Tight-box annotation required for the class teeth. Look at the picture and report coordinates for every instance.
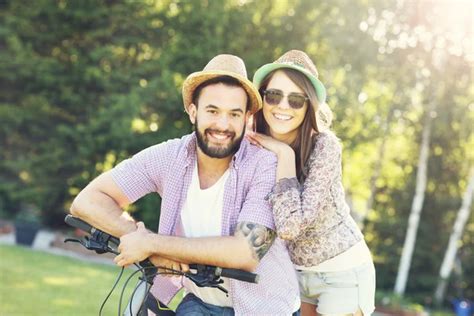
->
[209,132,229,140]
[273,113,292,121]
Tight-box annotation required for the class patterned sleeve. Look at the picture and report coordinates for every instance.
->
[267,133,342,240]
[238,150,278,231]
[110,140,175,203]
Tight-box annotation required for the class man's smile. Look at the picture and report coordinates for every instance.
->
[206,129,234,143]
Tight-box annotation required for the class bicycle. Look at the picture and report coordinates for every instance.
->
[63,215,259,316]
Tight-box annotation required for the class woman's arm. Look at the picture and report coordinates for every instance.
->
[247,132,342,241]
[271,134,342,240]
[246,131,296,180]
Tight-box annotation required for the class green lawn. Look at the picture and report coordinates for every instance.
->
[0,244,181,315]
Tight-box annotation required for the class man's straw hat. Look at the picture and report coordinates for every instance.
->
[182,54,262,114]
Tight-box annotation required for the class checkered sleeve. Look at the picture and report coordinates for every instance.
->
[110,142,173,203]
[237,150,277,230]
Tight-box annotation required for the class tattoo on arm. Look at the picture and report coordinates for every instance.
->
[236,221,276,261]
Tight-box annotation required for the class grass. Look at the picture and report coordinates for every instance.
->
[1,244,460,316]
[0,244,182,315]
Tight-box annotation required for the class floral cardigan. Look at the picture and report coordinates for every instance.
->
[268,132,363,267]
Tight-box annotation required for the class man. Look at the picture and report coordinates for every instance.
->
[70,54,299,315]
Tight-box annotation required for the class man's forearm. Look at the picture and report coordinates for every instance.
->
[70,171,137,238]
[70,189,136,238]
[147,235,258,271]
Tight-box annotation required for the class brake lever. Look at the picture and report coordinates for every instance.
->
[64,237,82,245]
[185,272,229,295]
[215,284,228,295]
[64,236,113,254]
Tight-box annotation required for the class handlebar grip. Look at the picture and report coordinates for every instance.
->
[187,264,259,284]
[64,215,120,245]
[219,268,259,284]
[65,215,94,234]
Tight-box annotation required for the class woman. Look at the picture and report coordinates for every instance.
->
[247,50,375,316]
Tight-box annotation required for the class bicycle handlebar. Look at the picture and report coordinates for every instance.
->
[219,267,259,284]
[65,214,94,234]
[64,215,259,284]
[65,215,120,245]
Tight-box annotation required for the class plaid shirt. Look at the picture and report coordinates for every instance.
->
[111,133,299,315]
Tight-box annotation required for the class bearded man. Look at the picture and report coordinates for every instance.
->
[70,54,299,315]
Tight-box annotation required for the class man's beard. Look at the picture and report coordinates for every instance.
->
[195,119,245,159]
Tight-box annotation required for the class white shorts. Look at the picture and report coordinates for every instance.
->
[297,261,376,315]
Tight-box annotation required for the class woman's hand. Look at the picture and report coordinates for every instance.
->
[114,222,153,267]
[246,131,297,180]
[246,131,292,156]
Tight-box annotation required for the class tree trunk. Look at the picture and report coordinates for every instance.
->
[394,111,433,295]
[434,168,474,304]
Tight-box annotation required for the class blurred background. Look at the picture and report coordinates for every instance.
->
[0,0,473,314]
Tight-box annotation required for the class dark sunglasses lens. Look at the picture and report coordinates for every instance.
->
[288,94,306,109]
[264,90,283,105]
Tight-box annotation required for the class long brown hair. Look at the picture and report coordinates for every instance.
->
[254,68,321,183]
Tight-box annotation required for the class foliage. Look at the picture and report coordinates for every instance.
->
[1,0,472,308]
[375,290,456,315]
[376,290,425,311]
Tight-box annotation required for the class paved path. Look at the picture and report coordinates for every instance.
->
[0,230,113,265]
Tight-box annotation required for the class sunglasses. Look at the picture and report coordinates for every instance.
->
[262,89,309,109]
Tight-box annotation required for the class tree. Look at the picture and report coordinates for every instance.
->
[394,102,433,295]
[434,168,474,304]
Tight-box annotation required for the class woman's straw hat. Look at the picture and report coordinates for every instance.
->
[253,50,327,104]
[182,54,262,114]
[253,50,332,131]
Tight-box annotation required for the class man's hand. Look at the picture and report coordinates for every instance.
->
[149,255,190,276]
[114,222,153,267]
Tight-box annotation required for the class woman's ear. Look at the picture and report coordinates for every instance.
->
[246,114,254,132]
